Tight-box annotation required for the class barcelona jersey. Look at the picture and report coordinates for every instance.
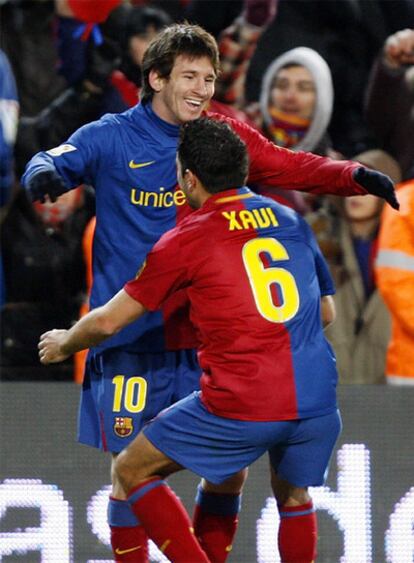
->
[22,101,359,354]
[125,188,338,421]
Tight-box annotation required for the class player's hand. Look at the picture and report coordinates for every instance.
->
[38,330,70,364]
[353,167,399,210]
[243,0,278,27]
[26,170,67,203]
[383,28,414,69]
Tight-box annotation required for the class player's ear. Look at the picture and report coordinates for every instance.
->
[149,69,164,93]
[185,169,195,190]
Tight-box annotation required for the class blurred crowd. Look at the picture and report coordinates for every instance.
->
[1,0,413,384]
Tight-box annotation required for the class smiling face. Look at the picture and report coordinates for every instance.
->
[269,64,316,119]
[150,54,216,125]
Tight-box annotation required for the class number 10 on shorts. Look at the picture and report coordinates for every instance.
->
[112,375,148,413]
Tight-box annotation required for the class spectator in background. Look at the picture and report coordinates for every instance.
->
[243,0,414,156]
[249,46,340,212]
[376,179,414,386]
[308,150,402,384]
[246,0,414,158]
[55,0,170,110]
[14,1,171,176]
[217,27,339,211]
[253,47,335,156]
[0,48,19,307]
[365,28,414,180]
[0,49,19,209]
[0,187,95,380]
[0,0,67,117]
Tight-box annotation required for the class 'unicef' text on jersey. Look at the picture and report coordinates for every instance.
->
[130,187,187,208]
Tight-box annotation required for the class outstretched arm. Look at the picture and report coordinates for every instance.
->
[216,114,400,210]
[38,289,146,363]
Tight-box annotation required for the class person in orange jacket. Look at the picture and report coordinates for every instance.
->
[375,179,414,385]
[73,215,95,383]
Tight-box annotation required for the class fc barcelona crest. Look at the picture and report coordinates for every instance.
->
[114,416,133,438]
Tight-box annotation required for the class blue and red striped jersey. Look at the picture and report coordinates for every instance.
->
[125,188,337,421]
[22,101,359,353]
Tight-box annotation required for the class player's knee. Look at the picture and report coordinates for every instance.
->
[271,473,310,507]
[203,468,248,494]
[112,449,148,494]
[227,467,248,491]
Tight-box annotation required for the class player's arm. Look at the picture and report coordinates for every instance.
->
[321,295,336,328]
[39,290,146,364]
[21,120,104,202]
[216,113,399,209]
[300,216,337,328]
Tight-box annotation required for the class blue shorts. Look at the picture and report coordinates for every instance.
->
[77,348,201,453]
[144,392,341,486]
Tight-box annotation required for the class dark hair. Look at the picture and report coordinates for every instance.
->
[141,23,220,102]
[178,118,249,193]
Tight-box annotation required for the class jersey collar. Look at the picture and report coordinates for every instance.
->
[139,102,181,138]
[202,187,254,210]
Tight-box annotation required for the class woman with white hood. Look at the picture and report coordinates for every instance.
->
[257,46,336,155]
[216,15,338,157]
[220,46,339,211]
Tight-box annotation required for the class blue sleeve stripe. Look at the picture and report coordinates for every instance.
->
[128,478,166,506]
[279,507,315,519]
[108,497,141,527]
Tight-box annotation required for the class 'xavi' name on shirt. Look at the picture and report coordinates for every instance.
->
[221,207,279,231]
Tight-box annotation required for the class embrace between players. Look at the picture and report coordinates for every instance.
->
[25,23,398,563]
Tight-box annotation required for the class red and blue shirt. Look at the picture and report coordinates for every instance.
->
[22,101,360,354]
[125,188,337,421]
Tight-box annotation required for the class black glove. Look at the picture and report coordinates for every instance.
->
[353,167,399,210]
[26,170,67,203]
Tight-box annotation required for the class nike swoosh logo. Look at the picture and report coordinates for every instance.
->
[115,545,142,555]
[129,160,155,169]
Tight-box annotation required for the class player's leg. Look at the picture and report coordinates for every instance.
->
[109,454,149,562]
[268,409,342,563]
[174,349,247,562]
[79,349,177,562]
[114,431,210,562]
[78,352,147,560]
[134,392,278,562]
[270,470,316,563]
[193,470,247,563]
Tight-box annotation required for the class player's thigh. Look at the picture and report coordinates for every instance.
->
[144,393,268,485]
[269,409,342,487]
[115,432,183,490]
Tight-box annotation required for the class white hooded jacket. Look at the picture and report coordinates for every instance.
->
[259,46,334,152]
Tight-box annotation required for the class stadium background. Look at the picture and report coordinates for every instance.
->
[0,383,413,562]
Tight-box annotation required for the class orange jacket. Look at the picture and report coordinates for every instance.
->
[375,180,414,384]
[73,216,95,383]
